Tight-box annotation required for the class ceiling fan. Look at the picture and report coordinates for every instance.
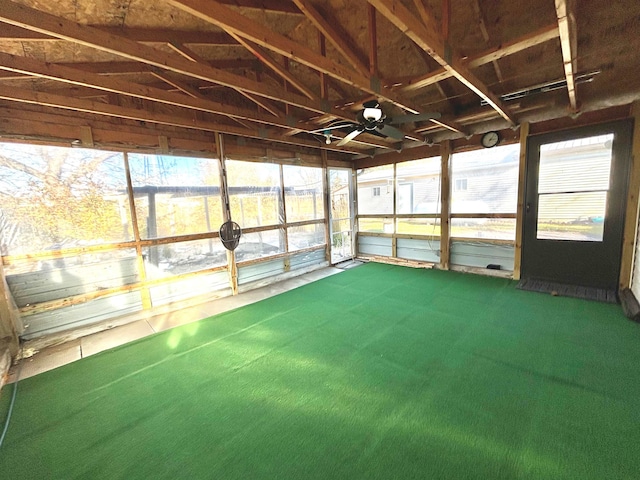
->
[332,100,441,146]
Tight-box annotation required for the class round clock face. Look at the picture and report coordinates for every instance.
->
[481,131,500,148]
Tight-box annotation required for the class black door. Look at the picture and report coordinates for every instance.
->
[521,120,633,298]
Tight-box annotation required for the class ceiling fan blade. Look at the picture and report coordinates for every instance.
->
[377,124,405,140]
[308,122,356,134]
[337,128,363,146]
[389,112,442,124]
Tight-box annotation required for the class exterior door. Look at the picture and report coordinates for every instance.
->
[521,120,632,295]
[328,168,354,264]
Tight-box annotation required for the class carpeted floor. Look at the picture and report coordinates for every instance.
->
[1,262,639,479]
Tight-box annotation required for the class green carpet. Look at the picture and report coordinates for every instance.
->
[1,262,640,479]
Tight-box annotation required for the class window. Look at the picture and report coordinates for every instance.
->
[450,144,520,240]
[357,165,394,215]
[373,186,381,197]
[455,178,468,191]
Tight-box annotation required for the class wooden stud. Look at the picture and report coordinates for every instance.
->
[619,103,640,290]
[158,135,169,154]
[79,125,94,147]
[513,122,530,281]
[123,152,152,309]
[215,132,238,295]
[321,149,331,262]
[278,160,290,255]
[439,140,451,270]
[0,260,20,356]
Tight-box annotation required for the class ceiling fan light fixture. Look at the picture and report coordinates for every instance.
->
[363,107,383,122]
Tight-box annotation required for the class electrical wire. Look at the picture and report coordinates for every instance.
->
[0,347,23,452]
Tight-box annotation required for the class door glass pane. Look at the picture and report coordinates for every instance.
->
[537,192,607,241]
[536,134,613,241]
[329,169,352,263]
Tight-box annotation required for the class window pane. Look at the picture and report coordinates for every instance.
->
[451,144,520,214]
[236,229,285,262]
[283,165,324,222]
[451,218,516,240]
[288,224,325,251]
[396,218,441,235]
[357,165,394,214]
[0,143,132,255]
[396,157,440,214]
[332,219,352,233]
[227,160,282,228]
[128,154,223,239]
[538,134,613,194]
[144,238,227,278]
[359,217,393,233]
[537,192,606,241]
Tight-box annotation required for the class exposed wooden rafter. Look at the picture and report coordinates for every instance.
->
[227,32,317,100]
[167,41,286,116]
[292,0,369,78]
[0,85,365,154]
[470,0,504,82]
[368,0,516,125]
[0,0,352,120]
[168,0,422,114]
[401,23,560,92]
[0,52,323,134]
[555,0,579,111]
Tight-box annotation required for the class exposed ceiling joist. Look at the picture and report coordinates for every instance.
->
[0,52,325,134]
[0,85,365,154]
[555,0,578,111]
[149,70,206,99]
[401,23,560,92]
[292,0,370,78]
[168,0,422,114]
[368,0,516,125]
[0,23,238,45]
[227,32,317,100]
[0,0,351,120]
[470,0,504,81]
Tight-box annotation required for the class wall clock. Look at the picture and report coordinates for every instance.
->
[481,131,500,148]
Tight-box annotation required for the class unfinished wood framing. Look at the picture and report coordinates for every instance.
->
[439,140,452,270]
[619,103,640,289]
[513,122,530,280]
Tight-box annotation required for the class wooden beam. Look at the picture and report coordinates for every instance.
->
[470,0,503,82]
[0,24,239,44]
[441,0,450,40]
[227,32,317,100]
[292,0,369,78]
[439,140,451,270]
[368,5,378,77]
[149,69,206,99]
[555,0,578,111]
[168,0,422,114]
[619,102,640,290]
[0,0,350,119]
[369,0,515,124]
[513,122,529,281]
[0,52,326,133]
[0,85,365,154]
[401,23,559,92]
